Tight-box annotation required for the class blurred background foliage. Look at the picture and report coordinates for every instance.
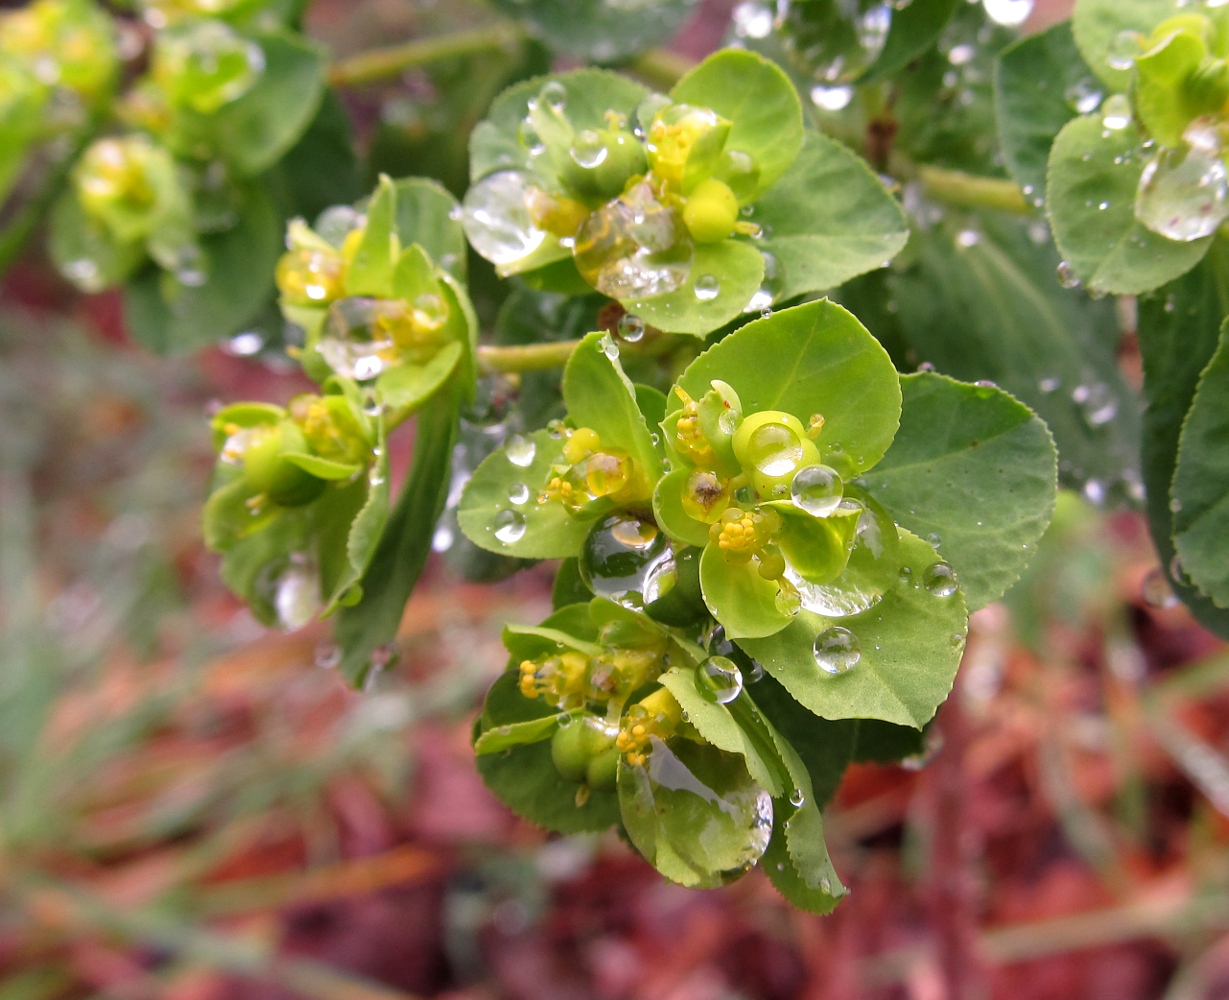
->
[3,0,1229,998]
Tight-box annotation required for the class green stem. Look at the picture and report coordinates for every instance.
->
[327,23,527,87]
[477,339,581,373]
[0,118,100,280]
[628,48,695,90]
[917,164,1032,215]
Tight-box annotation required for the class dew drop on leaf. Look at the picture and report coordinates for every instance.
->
[694,274,720,301]
[1107,30,1142,71]
[695,655,744,704]
[1102,94,1131,130]
[493,508,527,544]
[813,626,861,675]
[921,561,958,597]
[508,482,530,505]
[505,434,536,467]
[790,464,843,517]
[1135,127,1229,242]
[461,170,547,266]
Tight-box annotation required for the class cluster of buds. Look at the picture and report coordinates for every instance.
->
[615,688,683,768]
[538,425,636,513]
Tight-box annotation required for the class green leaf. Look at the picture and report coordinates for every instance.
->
[1047,114,1211,295]
[993,20,1090,204]
[1171,321,1229,606]
[658,668,783,796]
[1134,28,1210,146]
[470,69,649,182]
[175,29,327,176]
[486,0,700,63]
[739,529,968,729]
[48,194,146,293]
[672,300,902,480]
[745,673,856,806]
[345,175,397,298]
[376,341,463,416]
[653,469,712,548]
[458,428,591,559]
[1073,0,1181,89]
[670,49,805,196]
[392,178,468,283]
[625,240,764,337]
[751,132,910,302]
[282,453,362,480]
[859,373,1057,611]
[476,672,619,833]
[887,213,1139,502]
[333,380,460,686]
[269,89,360,224]
[326,431,391,613]
[552,558,594,609]
[859,0,961,84]
[123,182,282,353]
[474,712,567,754]
[503,623,604,658]
[562,331,664,490]
[1137,243,1229,636]
[700,543,794,640]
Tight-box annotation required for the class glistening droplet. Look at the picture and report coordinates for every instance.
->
[813,626,861,675]
[493,508,527,544]
[695,656,744,704]
[922,561,958,597]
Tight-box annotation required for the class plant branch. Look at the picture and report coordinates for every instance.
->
[0,118,100,281]
[917,165,1032,215]
[628,48,695,90]
[328,23,527,88]
[477,339,582,373]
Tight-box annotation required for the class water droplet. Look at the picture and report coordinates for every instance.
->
[1107,30,1142,71]
[694,274,720,301]
[579,513,674,609]
[810,85,853,111]
[983,0,1031,24]
[1064,78,1103,114]
[508,482,530,505]
[1077,382,1118,426]
[1082,478,1106,505]
[506,434,536,467]
[622,738,773,888]
[950,632,966,648]
[599,332,620,359]
[259,553,321,632]
[1142,566,1179,608]
[319,297,404,381]
[1170,553,1188,585]
[617,313,645,342]
[955,229,981,248]
[790,464,843,517]
[493,509,527,544]
[461,171,547,266]
[1169,496,1183,513]
[570,129,608,169]
[540,80,567,111]
[314,642,341,669]
[1038,376,1061,393]
[1135,126,1229,242]
[1056,260,1081,289]
[431,524,454,552]
[695,656,744,704]
[1102,93,1131,130]
[813,626,861,675]
[926,532,941,548]
[922,561,959,597]
[574,181,692,299]
[788,789,806,807]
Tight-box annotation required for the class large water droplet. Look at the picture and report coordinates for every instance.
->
[579,513,674,609]
[257,553,320,631]
[505,433,536,467]
[573,183,692,299]
[617,313,645,342]
[1056,260,1080,289]
[695,655,744,704]
[788,788,805,807]
[1064,78,1103,114]
[694,274,720,301]
[1101,94,1131,130]
[508,482,530,505]
[1107,30,1142,71]
[787,494,900,617]
[1136,128,1229,242]
[319,297,399,381]
[790,464,843,517]
[922,561,959,597]
[493,508,527,544]
[621,737,773,888]
[462,171,547,266]
[813,626,861,675]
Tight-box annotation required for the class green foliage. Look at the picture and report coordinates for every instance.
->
[486,0,701,64]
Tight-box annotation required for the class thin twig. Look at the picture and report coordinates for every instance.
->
[328,23,527,88]
[477,338,581,373]
[918,164,1032,215]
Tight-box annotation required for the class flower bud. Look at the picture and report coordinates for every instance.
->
[562,123,648,200]
[683,177,739,243]
[241,419,326,507]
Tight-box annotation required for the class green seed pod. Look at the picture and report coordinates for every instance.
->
[696,378,743,474]
[562,124,648,201]
[586,746,620,791]
[242,420,327,507]
[682,177,740,244]
[732,410,821,500]
[550,719,590,783]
